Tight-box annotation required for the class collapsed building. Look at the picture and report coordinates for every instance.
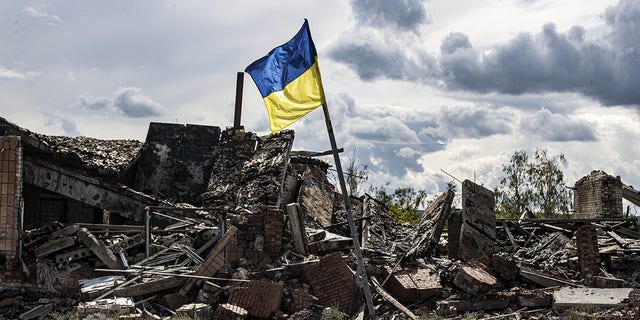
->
[1,116,640,319]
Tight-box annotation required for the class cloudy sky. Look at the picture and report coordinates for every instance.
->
[1,0,639,206]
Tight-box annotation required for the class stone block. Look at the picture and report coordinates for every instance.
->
[489,255,519,281]
[383,266,442,303]
[453,264,499,294]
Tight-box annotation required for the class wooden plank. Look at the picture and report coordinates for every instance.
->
[286,203,307,255]
[502,222,518,249]
[607,231,629,248]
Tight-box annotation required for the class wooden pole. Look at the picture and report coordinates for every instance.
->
[234,72,244,129]
[321,103,375,316]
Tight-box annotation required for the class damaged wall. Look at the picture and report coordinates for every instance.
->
[0,136,22,263]
[574,170,623,218]
[134,123,220,205]
[459,180,496,260]
[201,129,293,210]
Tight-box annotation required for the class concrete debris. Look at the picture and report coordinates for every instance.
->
[553,287,634,308]
[459,180,496,260]
[2,118,640,319]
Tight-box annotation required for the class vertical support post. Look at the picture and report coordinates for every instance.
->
[234,72,244,129]
[321,104,375,316]
[145,208,151,259]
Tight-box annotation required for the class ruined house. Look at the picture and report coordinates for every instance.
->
[3,116,640,319]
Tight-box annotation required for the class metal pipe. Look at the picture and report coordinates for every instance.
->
[145,207,151,259]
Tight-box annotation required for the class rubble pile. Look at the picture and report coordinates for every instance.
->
[2,117,640,319]
[39,136,143,179]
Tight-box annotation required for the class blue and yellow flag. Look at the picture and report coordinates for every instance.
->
[245,19,326,133]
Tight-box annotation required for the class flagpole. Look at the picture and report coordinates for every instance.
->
[233,72,244,129]
[321,103,375,316]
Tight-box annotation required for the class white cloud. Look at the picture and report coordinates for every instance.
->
[77,87,167,118]
[520,108,598,141]
[24,6,62,26]
[0,66,39,80]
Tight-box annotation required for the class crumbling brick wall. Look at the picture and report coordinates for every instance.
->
[576,224,600,279]
[303,252,355,314]
[201,129,293,210]
[574,170,623,218]
[227,280,284,319]
[0,136,21,264]
[263,206,284,258]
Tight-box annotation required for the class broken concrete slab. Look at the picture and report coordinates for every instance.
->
[297,165,335,228]
[76,228,123,270]
[33,236,76,258]
[406,189,454,260]
[553,287,634,308]
[459,180,496,260]
[436,294,510,316]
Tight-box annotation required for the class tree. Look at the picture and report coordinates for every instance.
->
[495,150,534,218]
[528,149,570,217]
[495,149,570,218]
[345,149,368,196]
[370,185,427,225]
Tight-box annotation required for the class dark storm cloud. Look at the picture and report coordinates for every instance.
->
[429,105,513,139]
[520,108,598,142]
[334,0,640,107]
[78,87,167,118]
[329,0,438,82]
[440,0,640,106]
[351,0,430,31]
[439,22,631,105]
[329,28,438,81]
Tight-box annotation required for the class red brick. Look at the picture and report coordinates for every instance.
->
[228,281,283,319]
[303,253,355,314]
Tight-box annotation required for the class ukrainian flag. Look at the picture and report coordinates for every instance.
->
[245,19,326,133]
